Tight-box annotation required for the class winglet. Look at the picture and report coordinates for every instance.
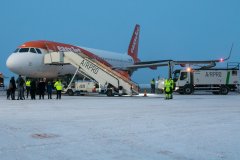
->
[219,43,234,62]
[225,43,234,61]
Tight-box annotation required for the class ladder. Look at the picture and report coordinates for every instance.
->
[44,51,139,95]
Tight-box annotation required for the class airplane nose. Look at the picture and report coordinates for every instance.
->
[6,53,23,73]
[6,54,15,71]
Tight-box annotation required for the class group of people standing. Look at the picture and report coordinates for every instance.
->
[7,75,63,100]
[150,77,174,100]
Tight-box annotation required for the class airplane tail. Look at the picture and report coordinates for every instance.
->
[128,24,141,63]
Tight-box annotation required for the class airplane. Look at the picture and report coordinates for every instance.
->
[6,24,231,80]
[6,25,142,79]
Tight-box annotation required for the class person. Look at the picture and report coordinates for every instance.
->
[130,85,133,96]
[150,78,155,93]
[54,79,62,99]
[25,78,31,98]
[169,78,174,99]
[16,75,25,100]
[38,79,46,99]
[47,81,53,99]
[30,79,37,100]
[6,87,10,100]
[9,77,16,100]
[164,78,173,100]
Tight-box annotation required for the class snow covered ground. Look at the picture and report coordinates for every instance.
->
[0,93,240,160]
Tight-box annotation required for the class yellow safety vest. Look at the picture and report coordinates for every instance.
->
[170,79,174,88]
[54,81,62,91]
[164,80,171,92]
[151,80,155,85]
[26,80,31,87]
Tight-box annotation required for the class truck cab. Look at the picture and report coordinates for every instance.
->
[173,69,194,94]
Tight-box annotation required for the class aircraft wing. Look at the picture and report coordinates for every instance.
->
[112,58,228,71]
[120,44,234,70]
[113,44,233,71]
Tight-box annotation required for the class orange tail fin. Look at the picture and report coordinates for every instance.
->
[128,24,140,63]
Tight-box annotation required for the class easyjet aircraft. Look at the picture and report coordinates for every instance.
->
[6,24,231,79]
[6,25,143,78]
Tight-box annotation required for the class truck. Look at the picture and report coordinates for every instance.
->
[64,80,99,96]
[172,68,239,95]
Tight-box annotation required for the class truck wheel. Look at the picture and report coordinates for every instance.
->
[183,85,193,94]
[220,86,229,95]
[67,89,74,96]
[106,89,113,97]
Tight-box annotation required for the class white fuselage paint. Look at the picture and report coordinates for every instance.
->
[6,47,134,78]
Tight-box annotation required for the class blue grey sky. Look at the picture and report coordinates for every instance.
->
[1,0,240,83]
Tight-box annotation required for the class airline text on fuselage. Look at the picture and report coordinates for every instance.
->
[57,46,81,53]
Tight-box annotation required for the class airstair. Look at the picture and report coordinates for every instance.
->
[44,51,139,96]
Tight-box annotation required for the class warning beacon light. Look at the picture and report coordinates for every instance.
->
[186,67,191,72]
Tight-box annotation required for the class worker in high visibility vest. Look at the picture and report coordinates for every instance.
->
[169,78,174,99]
[150,78,155,93]
[54,79,63,99]
[25,78,31,98]
[164,79,172,100]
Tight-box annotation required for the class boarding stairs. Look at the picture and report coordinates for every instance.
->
[44,51,139,95]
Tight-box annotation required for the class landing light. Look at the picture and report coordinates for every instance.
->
[186,67,191,72]
[220,58,224,62]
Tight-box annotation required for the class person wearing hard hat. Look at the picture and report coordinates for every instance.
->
[25,78,31,99]
[54,79,63,99]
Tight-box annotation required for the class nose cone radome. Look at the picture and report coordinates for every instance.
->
[6,53,24,74]
[6,54,15,71]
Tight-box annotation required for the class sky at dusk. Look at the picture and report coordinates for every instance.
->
[1,0,240,83]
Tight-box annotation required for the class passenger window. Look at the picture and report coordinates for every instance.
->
[13,48,19,53]
[180,72,188,80]
[36,48,42,54]
[30,48,37,53]
[19,48,29,53]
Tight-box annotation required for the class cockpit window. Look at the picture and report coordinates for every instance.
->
[19,48,29,53]
[13,48,19,53]
[30,48,37,53]
[36,48,42,54]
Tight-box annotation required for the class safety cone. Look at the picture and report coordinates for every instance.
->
[144,89,147,97]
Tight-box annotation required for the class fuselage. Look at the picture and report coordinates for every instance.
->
[6,40,134,78]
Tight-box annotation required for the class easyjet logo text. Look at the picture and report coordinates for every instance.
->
[57,46,81,53]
